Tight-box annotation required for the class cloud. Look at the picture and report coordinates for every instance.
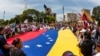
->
[88,0,100,5]
[0,0,25,19]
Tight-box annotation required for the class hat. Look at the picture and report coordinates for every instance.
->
[80,29,86,32]
[62,51,75,56]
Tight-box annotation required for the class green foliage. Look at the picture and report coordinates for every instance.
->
[92,6,100,17]
[92,6,100,25]
[47,16,55,23]
[22,9,40,22]
[0,19,5,25]
[39,12,44,22]
[1,8,56,25]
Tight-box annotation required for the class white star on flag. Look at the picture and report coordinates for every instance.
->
[48,37,52,40]
[24,45,30,48]
[46,35,49,37]
[46,42,50,45]
[36,44,43,47]
[50,39,53,42]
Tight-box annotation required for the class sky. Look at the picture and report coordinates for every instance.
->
[0,0,100,21]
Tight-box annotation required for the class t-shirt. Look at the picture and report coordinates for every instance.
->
[0,34,10,56]
[10,47,26,56]
[91,29,96,38]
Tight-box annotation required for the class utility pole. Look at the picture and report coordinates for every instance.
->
[3,11,5,20]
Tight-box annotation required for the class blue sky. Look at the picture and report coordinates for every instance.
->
[0,0,100,21]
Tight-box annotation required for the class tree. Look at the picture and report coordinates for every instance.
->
[39,12,45,23]
[0,8,56,25]
[0,9,41,25]
[45,15,56,23]
[49,16,55,23]
[22,9,40,22]
[14,15,21,24]
[0,19,5,25]
[9,18,16,24]
[92,6,100,25]
[3,20,9,25]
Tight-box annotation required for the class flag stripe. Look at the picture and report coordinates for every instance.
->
[47,29,83,56]
[84,11,94,22]
[7,30,46,44]
[22,30,58,56]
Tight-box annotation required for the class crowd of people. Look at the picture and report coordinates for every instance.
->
[0,22,58,56]
[0,21,100,56]
[3,22,54,39]
[0,26,26,56]
[68,22,100,56]
[54,21,100,56]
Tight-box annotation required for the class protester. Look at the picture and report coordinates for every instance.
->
[91,25,97,41]
[94,40,100,56]
[0,26,14,56]
[78,31,94,56]
[10,38,26,56]
[78,28,86,43]
[95,25,99,41]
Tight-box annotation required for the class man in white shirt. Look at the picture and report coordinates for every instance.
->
[91,26,97,40]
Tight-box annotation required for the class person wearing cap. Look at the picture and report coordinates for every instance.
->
[94,40,100,56]
[0,26,14,56]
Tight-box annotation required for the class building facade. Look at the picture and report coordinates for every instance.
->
[67,13,78,22]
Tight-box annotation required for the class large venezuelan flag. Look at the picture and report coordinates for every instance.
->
[0,29,83,56]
